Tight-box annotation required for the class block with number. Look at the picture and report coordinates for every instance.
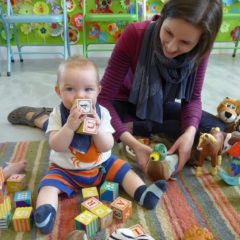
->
[82,187,99,200]
[111,196,132,222]
[91,203,113,229]
[14,191,32,207]
[12,207,33,232]
[77,117,98,135]
[75,210,98,238]
[100,181,119,202]
[6,174,26,193]
[81,197,102,212]
[130,224,146,237]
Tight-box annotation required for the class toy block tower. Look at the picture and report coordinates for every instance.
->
[111,196,132,222]
[82,187,99,200]
[14,191,32,207]
[91,203,113,229]
[75,210,98,238]
[12,207,33,232]
[6,174,26,193]
[100,181,119,202]
[81,197,102,212]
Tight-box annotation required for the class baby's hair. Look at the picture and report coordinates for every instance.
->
[57,55,100,84]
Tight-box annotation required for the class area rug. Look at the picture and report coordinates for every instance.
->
[0,141,239,240]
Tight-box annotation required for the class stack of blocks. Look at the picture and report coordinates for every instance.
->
[75,181,132,238]
[12,191,33,231]
[0,168,12,229]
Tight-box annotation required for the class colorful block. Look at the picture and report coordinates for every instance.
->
[82,187,99,200]
[14,191,32,207]
[0,195,11,219]
[76,99,93,114]
[91,203,113,229]
[0,212,12,229]
[100,181,119,202]
[130,224,146,237]
[0,167,4,183]
[0,181,6,204]
[75,210,98,238]
[77,117,98,134]
[6,174,26,193]
[12,207,33,232]
[81,197,102,212]
[111,196,132,222]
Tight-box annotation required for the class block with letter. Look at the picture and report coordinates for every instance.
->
[130,224,146,237]
[75,99,93,114]
[12,207,33,232]
[75,210,98,238]
[14,191,32,207]
[111,196,132,222]
[91,203,113,229]
[77,117,98,135]
[100,181,119,202]
[82,187,99,200]
[81,197,102,212]
[6,174,26,193]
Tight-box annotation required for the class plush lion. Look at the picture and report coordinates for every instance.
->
[217,97,240,132]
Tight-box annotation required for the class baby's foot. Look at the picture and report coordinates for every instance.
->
[3,160,27,180]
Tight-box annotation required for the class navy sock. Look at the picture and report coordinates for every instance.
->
[34,204,56,234]
[134,180,167,210]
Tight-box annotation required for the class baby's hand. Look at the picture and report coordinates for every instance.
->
[91,106,101,128]
[67,105,85,131]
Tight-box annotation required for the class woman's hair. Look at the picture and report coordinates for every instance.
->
[159,0,223,62]
[57,55,100,84]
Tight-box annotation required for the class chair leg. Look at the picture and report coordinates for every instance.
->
[232,33,239,58]
[12,23,23,62]
[6,23,12,76]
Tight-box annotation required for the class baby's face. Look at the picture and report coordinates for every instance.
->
[56,66,100,110]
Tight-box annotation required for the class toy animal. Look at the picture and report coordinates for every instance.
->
[196,127,224,176]
[183,225,213,240]
[217,97,240,132]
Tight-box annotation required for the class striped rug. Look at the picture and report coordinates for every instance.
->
[0,141,239,240]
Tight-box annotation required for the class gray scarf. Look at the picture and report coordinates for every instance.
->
[128,19,197,123]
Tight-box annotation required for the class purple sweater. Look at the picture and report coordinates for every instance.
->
[98,18,209,140]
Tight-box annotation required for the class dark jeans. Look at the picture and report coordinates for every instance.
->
[112,100,226,142]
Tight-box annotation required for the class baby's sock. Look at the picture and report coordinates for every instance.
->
[134,180,167,210]
[34,204,56,234]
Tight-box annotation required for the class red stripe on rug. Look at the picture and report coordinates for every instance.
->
[10,142,28,162]
[165,181,199,236]
[201,172,240,235]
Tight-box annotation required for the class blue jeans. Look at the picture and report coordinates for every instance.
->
[112,101,226,141]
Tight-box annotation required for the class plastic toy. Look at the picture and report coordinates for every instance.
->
[196,127,224,176]
[183,225,213,240]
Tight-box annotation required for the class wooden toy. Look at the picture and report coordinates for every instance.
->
[12,207,33,232]
[196,127,224,176]
[183,225,213,240]
[91,204,113,229]
[0,212,12,229]
[75,99,93,115]
[0,195,11,219]
[74,210,98,238]
[76,117,98,134]
[81,197,102,212]
[100,181,119,202]
[130,224,146,237]
[14,191,32,207]
[111,196,132,222]
[6,174,26,193]
[82,187,99,200]
[0,167,4,182]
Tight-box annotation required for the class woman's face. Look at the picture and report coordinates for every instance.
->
[160,18,202,59]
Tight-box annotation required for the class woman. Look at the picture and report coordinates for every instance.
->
[8,0,224,179]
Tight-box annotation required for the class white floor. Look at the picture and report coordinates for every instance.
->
[0,53,239,143]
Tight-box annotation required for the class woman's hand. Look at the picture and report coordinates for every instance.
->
[168,126,196,173]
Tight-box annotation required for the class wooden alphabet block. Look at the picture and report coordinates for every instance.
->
[12,207,33,232]
[76,117,98,135]
[6,174,26,193]
[81,197,102,212]
[75,99,93,114]
[0,195,11,219]
[100,181,119,202]
[82,187,99,200]
[111,196,132,222]
[91,204,113,229]
[75,210,98,238]
[130,224,146,237]
[0,212,11,229]
[14,191,32,207]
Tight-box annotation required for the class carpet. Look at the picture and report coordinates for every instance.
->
[0,141,239,240]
